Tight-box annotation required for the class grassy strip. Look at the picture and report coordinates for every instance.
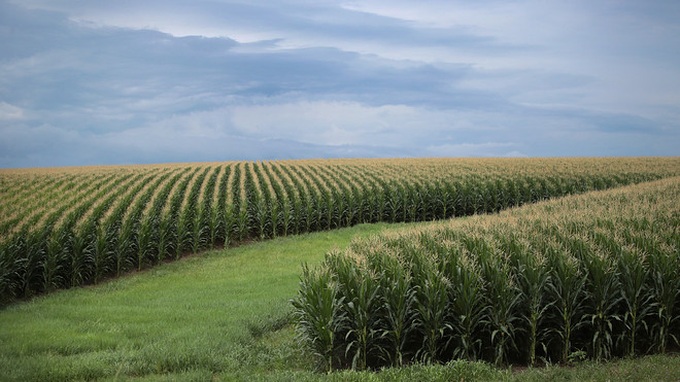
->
[233,354,680,381]
[0,223,404,381]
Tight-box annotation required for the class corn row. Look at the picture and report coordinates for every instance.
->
[293,177,680,370]
[1,158,678,303]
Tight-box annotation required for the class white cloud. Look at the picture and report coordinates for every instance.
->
[426,142,517,157]
[230,101,419,146]
[504,150,529,158]
[0,102,24,120]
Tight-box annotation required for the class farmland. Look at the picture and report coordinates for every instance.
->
[1,157,679,303]
[0,157,679,380]
[294,175,680,370]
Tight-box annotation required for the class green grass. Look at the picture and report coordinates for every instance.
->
[0,222,679,381]
[0,223,408,381]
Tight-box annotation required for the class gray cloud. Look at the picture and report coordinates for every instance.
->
[1,0,679,168]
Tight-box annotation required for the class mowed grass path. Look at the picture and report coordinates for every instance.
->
[0,223,407,381]
[1,221,679,381]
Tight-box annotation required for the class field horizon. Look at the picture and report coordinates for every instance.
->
[3,155,680,172]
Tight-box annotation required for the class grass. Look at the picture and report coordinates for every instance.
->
[1,221,679,381]
[0,223,407,381]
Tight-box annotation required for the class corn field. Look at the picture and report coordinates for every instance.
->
[1,158,679,304]
[292,176,680,370]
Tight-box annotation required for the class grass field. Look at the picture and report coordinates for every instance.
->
[0,223,391,381]
[1,172,679,380]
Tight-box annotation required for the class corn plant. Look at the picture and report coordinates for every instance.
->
[0,240,20,304]
[252,162,277,238]
[502,235,552,366]
[544,244,589,364]
[646,249,680,354]
[230,163,247,242]
[135,217,154,271]
[138,170,188,265]
[329,253,382,370]
[23,224,53,296]
[177,167,210,255]
[272,163,302,235]
[262,163,291,236]
[162,169,198,260]
[114,217,135,276]
[43,228,66,292]
[212,165,231,246]
[68,226,93,288]
[195,167,220,252]
[126,174,170,270]
[412,261,450,364]
[582,248,622,361]
[445,251,487,362]
[477,242,523,366]
[92,225,111,284]
[616,245,653,357]
[369,252,416,367]
[292,262,346,372]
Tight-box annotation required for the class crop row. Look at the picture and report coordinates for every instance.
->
[293,177,680,370]
[1,158,679,303]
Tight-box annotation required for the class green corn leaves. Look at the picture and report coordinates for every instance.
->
[1,158,679,305]
[293,176,680,370]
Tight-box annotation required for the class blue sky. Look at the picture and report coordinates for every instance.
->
[1,0,679,167]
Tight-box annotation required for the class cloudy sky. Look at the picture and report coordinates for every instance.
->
[1,0,679,167]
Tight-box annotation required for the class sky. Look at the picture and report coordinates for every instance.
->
[1,0,679,168]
